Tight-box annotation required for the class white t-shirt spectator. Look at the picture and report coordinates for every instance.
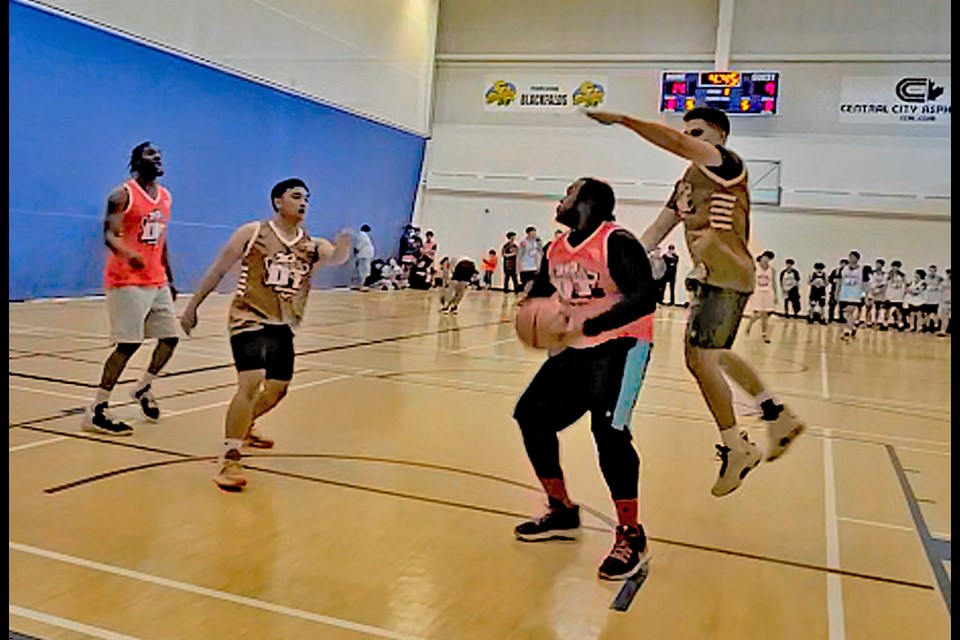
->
[355,230,375,259]
[518,237,543,272]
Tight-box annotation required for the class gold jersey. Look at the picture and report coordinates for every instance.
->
[228,220,320,336]
[667,148,755,293]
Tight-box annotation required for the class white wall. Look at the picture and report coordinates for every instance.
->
[32,0,439,136]
[417,190,951,305]
[417,0,951,289]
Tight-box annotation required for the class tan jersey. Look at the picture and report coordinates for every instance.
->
[666,148,754,293]
[228,220,320,336]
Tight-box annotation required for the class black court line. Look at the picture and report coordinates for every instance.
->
[10,631,46,640]
[886,444,952,613]
[9,319,510,389]
[30,445,935,592]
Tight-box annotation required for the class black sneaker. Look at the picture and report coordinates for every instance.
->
[81,402,134,436]
[514,503,581,541]
[598,525,650,580]
[132,384,160,422]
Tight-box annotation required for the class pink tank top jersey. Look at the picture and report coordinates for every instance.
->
[547,222,654,349]
[104,179,172,288]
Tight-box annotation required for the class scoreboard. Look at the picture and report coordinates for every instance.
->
[659,71,780,116]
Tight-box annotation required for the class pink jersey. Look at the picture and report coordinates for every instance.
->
[104,179,172,288]
[547,221,654,349]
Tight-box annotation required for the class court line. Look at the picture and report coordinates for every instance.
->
[9,436,67,453]
[9,384,93,402]
[886,445,952,614]
[837,516,914,533]
[823,428,846,640]
[820,348,831,400]
[34,449,935,591]
[10,604,142,640]
[450,337,517,353]
[9,542,428,640]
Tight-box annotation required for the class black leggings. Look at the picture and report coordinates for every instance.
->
[514,338,651,500]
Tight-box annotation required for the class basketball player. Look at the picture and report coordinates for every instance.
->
[808,262,828,324]
[745,251,777,343]
[838,251,866,340]
[904,269,927,332]
[922,265,943,333]
[82,142,179,436]
[512,177,658,581]
[586,107,805,496]
[179,178,352,490]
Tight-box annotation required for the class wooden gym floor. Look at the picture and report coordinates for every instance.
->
[8,289,951,639]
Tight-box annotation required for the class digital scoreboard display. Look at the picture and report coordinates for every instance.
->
[659,71,780,116]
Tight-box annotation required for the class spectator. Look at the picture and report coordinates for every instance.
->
[481,249,497,290]
[352,224,375,291]
[662,244,680,305]
[780,258,801,318]
[501,231,519,293]
[518,226,543,291]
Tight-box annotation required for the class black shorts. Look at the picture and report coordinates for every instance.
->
[809,287,827,304]
[513,337,652,434]
[883,300,903,310]
[839,300,863,313]
[685,279,751,349]
[921,304,939,314]
[230,325,295,381]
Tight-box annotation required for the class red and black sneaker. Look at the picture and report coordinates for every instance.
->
[598,525,650,580]
[514,503,580,541]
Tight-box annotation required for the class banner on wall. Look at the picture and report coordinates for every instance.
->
[838,76,951,124]
[484,75,608,112]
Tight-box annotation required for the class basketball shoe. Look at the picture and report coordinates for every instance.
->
[598,525,651,580]
[711,432,761,497]
[515,502,580,541]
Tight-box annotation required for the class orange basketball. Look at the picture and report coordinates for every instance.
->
[515,296,568,349]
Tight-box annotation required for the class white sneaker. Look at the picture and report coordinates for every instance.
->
[711,433,761,497]
[764,406,806,462]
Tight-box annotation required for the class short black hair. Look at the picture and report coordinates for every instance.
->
[360,224,371,232]
[506,231,517,238]
[129,141,153,174]
[875,258,885,266]
[840,258,849,264]
[929,264,937,270]
[525,226,536,233]
[683,107,730,136]
[849,250,860,259]
[576,177,616,221]
[891,260,902,267]
[762,250,775,260]
[270,178,309,211]
[916,269,926,277]
[426,230,434,237]
[814,262,825,269]
[785,258,795,264]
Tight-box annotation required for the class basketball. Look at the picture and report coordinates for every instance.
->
[515,295,568,349]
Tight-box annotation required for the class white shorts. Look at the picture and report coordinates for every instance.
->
[106,285,179,344]
[750,290,776,312]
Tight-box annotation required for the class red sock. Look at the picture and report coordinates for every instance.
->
[614,499,639,529]
[539,477,573,508]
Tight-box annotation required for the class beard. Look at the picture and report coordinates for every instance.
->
[555,202,581,228]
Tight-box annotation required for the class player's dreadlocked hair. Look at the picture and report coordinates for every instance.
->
[129,141,153,174]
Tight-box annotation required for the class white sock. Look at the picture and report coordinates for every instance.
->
[755,390,776,405]
[137,372,157,391]
[719,427,744,450]
[94,388,110,406]
[223,438,244,457]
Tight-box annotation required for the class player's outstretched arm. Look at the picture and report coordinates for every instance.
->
[584,110,722,167]
[639,206,682,253]
[314,229,354,267]
[180,222,258,335]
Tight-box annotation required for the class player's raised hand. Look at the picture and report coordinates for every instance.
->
[584,110,624,126]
